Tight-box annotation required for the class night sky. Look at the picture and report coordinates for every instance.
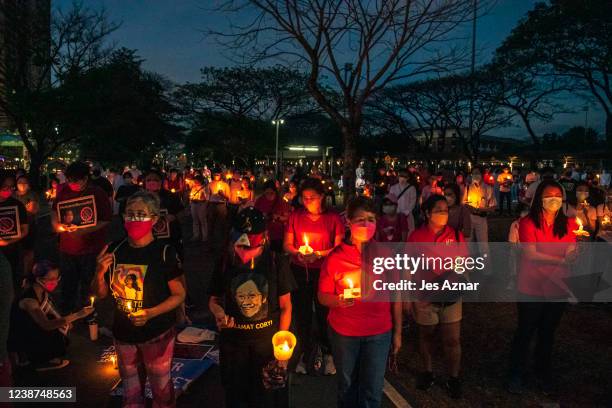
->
[56,0,604,138]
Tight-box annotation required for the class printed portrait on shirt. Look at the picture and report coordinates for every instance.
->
[230,272,268,321]
[111,264,147,302]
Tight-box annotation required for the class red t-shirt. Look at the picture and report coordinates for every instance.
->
[319,243,392,337]
[407,224,465,244]
[285,208,344,268]
[254,195,290,241]
[518,216,577,297]
[377,214,408,242]
[53,183,112,255]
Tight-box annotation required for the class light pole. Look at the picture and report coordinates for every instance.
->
[272,118,284,179]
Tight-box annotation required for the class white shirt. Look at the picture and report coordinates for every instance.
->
[389,182,416,216]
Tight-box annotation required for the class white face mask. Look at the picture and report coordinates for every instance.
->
[542,197,562,212]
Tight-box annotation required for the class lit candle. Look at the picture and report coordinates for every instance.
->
[126,301,133,313]
[90,296,95,308]
[603,215,610,226]
[272,331,296,361]
[298,234,313,255]
[343,278,361,299]
[110,355,117,369]
[572,218,590,237]
[170,188,176,193]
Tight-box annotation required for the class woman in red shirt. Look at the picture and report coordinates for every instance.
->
[407,195,467,399]
[284,178,344,375]
[319,197,402,408]
[508,179,578,394]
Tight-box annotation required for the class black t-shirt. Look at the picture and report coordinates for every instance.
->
[209,249,295,344]
[107,238,183,343]
[115,184,140,215]
[0,197,28,253]
[91,177,114,198]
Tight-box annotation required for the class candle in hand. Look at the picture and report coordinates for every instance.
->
[272,331,296,361]
[298,234,313,255]
[343,278,361,299]
[126,301,133,313]
[90,296,95,308]
[110,355,117,369]
[572,218,590,237]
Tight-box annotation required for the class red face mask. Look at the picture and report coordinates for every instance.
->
[350,221,376,242]
[124,219,154,240]
[0,189,12,199]
[37,278,58,293]
[68,182,82,192]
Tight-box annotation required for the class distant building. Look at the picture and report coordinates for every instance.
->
[0,0,51,131]
[411,128,527,155]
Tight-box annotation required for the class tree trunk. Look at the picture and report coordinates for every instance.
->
[28,154,44,191]
[341,125,358,202]
[606,113,612,152]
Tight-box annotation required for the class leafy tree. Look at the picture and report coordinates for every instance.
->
[0,1,119,186]
[498,0,612,148]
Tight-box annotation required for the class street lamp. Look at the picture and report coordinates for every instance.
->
[272,118,285,179]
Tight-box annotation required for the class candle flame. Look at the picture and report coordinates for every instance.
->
[576,218,583,229]
[303,234,309,247]
[346,278,354,289]
[126,301,132,312]
[281,341,290,351]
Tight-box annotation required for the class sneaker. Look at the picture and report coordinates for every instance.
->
[295,355,307,375]
[35,358,69,372]
[446,376,462,399]
[323,354,336,375]
[416,371,435,391]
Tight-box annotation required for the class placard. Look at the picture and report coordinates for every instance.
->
[153,209,170,239]
[56,195,97,229]
[0,206,21,239]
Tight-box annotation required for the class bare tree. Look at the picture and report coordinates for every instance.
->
[213,0,478,196]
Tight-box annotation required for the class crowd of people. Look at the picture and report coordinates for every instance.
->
[0,159,610,407]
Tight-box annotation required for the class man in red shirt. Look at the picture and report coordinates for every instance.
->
[51,161,112,312]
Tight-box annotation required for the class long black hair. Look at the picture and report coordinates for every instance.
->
[528,179,568,239]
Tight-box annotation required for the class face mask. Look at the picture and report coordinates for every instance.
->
[430,213,449,226]
[124,219,154,240]
[472,175,482,183]
[0,189,11,199]
[68,182,82,192]
[542,197,562,212]
[37,278,58,293]
[382,205,396,215]
[576,192,589,202]
[445,195,456,206]
[350,221,376,242]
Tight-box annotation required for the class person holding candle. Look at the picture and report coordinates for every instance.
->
[507,179,578,394]
[407,195,468,399]
[255,181,290,253]
[497,167,514,216]
[144,170,186,260]
[189,175,208,243]
[319,196,402,408]
[8,261,93,371]
[463,167,496,273]
[14,175,39,279]
[207,168,231,250]
[284,177,344,375]
[51,162,112,313]
[596,186,612,241]
[209,207,295,408]
[92,191,186,408]
[0,171,29,291]
[563,181,598,238]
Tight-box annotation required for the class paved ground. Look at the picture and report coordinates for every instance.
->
[12,206,397,408]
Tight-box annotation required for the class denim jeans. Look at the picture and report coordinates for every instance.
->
[329,327,391,408]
